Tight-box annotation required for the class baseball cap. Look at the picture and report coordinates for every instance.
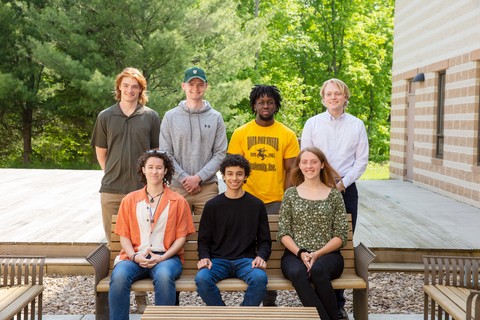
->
[183,67,207,83]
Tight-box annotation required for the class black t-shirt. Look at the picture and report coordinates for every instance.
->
[197,192,272,261]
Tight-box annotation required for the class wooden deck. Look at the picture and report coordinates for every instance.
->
[0,169,478,262]
[0,169,104,257]
[354,181,479,263]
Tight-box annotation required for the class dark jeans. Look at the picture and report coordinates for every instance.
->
[336,182,359,307]
[281,249,344,320]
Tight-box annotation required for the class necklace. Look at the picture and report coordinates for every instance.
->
[146,190,164,203]
[146,190,164,224]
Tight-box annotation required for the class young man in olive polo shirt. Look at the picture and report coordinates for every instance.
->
[91,67,161,247]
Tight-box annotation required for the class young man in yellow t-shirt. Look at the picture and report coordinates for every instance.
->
[228,84,300,306]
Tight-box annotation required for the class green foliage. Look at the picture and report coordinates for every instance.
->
[237,0,394,162]
[1,0,268,166]
[0,0,54,163]
[0,0,394,168]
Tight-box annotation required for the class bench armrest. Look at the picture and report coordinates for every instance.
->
[466,290,480,320]
[86,244,111,289]
[354,242,376,284]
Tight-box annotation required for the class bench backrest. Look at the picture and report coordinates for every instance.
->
[110,214,354,276]
[423,255,480,289]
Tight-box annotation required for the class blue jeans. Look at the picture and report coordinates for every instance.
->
[195,258,268,306]
[109,255,182,320]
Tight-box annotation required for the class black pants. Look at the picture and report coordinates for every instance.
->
[336,182,359,308]
[281,249,344,320]
[342,182,358,233]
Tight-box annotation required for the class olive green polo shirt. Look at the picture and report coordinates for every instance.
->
[91,102,161,194]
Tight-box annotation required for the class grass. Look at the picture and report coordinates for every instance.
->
[359,162,390,180]
[0,159,101,170]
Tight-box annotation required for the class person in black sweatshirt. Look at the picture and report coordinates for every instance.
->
[195,154,272,306]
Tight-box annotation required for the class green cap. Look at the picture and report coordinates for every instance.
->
[183,67,207,83]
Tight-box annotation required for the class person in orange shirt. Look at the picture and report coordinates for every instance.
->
[109,150,195,320]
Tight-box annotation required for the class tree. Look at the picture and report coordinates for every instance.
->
[0,0,268,164]
[239,0,394,161]
[0,0,53,163]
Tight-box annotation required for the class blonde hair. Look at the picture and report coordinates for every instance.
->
[319,78,350,108]
[114,67,148,105]
[290,146,344,191]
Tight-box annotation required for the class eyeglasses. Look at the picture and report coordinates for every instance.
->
[146,150,167,154]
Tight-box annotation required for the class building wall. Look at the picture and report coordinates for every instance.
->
[390,0,480,208]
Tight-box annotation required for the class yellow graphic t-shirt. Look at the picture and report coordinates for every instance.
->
[228,120,300,203]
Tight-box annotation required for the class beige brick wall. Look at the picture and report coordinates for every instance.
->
[391,0,480,208]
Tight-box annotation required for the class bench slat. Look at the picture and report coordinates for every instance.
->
[97,272,366,293]
[0,285,44,320]
[424,284,473,320]
[0,285,32,309]
[141,306,319,319]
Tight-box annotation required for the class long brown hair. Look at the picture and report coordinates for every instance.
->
[114,67,149,105]
[290,146,344,191]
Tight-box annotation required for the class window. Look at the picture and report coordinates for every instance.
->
[436,72,446,159]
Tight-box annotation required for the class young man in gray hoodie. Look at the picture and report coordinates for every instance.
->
[160,67,227,215]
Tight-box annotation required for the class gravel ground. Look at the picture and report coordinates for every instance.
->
[42,272,425,315]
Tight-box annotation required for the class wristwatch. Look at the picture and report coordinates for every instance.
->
[297,248,309,258]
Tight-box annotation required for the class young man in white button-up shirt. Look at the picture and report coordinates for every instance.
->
[301,78,368,320]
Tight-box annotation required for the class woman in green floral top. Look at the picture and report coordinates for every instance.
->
[277,146,349,320]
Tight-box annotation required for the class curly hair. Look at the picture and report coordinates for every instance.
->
[220,154,251,178]
[114,67,149,105]
[290,147,344,191]
[136,150,175,185]
[249,85,282,115]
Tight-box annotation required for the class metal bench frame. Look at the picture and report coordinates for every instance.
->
[0,256,46,320]
[423,255,480,320]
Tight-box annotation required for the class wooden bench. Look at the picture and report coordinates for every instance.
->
[140,305,319,319]
[87,214,376,320]
[423,255,480,320]
[0,256,46,320]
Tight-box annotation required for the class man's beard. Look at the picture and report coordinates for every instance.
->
[258,114,274,122]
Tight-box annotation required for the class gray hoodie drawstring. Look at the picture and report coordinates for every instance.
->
[186,103,204,143]
[197,110,202,143]
[188,110,193,142]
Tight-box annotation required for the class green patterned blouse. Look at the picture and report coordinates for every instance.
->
[276,186,349,252]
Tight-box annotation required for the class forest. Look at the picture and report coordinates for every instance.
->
[0,0,394,168]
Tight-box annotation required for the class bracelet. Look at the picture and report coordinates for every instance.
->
[131,253,139,263]
[297,248,309,259]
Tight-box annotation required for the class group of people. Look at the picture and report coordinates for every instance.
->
[90,66,369,320]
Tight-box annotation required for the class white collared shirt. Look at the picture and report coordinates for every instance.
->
[301,110,369,188]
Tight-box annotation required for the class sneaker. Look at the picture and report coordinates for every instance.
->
[338,307,349,319]
[262,290,277,307]
[135,292,148,313]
